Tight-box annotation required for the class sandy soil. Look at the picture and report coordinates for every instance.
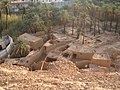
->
[0,60,120,90]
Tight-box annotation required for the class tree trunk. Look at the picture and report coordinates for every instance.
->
[109,15,113,32]
[89,18,92,32]
[22,7,26,20]
[115,15,119,33]
[0,9,3,37]
[93,18,96,36]
[103,10,108,31]
[72,21,74,35]
[110,9,115,32]
[98,11,100,34]
[0,20,3,37]
[76,31,80,39]
[82,34,84,45]
[47,28,51,39]
[98,20,100,34]
[73,5,76,17]
[5,6,9,30]
[6,14,8,30]
[105,11,109,31]
[63,23,66,34]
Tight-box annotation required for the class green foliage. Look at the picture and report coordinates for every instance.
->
[10,39,30,58]
[0,0,120,39]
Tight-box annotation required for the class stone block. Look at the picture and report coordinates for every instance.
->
[18,33,43,50]
[92,53,111,67]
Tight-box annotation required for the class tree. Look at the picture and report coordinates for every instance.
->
[23,13,46,34]
[81,13,90,44]
[10,39,30,58]
[59,9,69,34]
[22,7,26,20]
[108,4,116,32]
[76,26,81,39]
[44,4,53,39]
[70,16,77,35]
[2,0,11,30]
[73,0,81,17]
[114,5,120,34]
[0,1,3,37]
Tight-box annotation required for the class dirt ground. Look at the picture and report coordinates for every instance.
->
[0,59,120,90]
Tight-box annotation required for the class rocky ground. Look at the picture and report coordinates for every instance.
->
[0,59,120,90]
[0,28,120,90]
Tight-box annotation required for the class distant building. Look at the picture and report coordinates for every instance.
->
[11,0,31,11]
[11,0,74,11]
[33,0,74,8]
[32,0,63,3]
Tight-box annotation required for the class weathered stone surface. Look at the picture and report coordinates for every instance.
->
[31,61,49,71]
[35,31,46,36]
[43,40,55,53]
[66,45,95,60]
[74,60,91,69]
[92,53,111,67]
[17,48,46,68]
[4,58,19,65]
[18,33,44,50]
[43,39,71,54]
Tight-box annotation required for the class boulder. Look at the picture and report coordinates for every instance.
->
[74,60,91,69]
[92,53,111,67]
[67,45,95,61]
[31,61,49,71]
[4,58,19,65]
[18,33,44,50]
[17,48,46,68]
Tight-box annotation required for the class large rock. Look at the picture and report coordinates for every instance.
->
[4,58,19,65]
[43,39,71,54]
[92,53,112,67]
[31,61,49,71]
[18,33,44,50]
[65,45,95,61]
[43,40,55,53]
[17,48,46,68]
[46,45,70,62]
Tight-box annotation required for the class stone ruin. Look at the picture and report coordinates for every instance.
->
[2,32,120,72]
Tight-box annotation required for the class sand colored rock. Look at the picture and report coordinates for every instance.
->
[35,31,46,36]
[18,33,44,50]
[4,58,19,65]
[43,40,55,53]
[74,60,91,69]
[17,48,45,68]
[43,39,71,54]
[46,45,70,62]
[64,45,95,61]
[31,61,49,71]
[92,53,112,67]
